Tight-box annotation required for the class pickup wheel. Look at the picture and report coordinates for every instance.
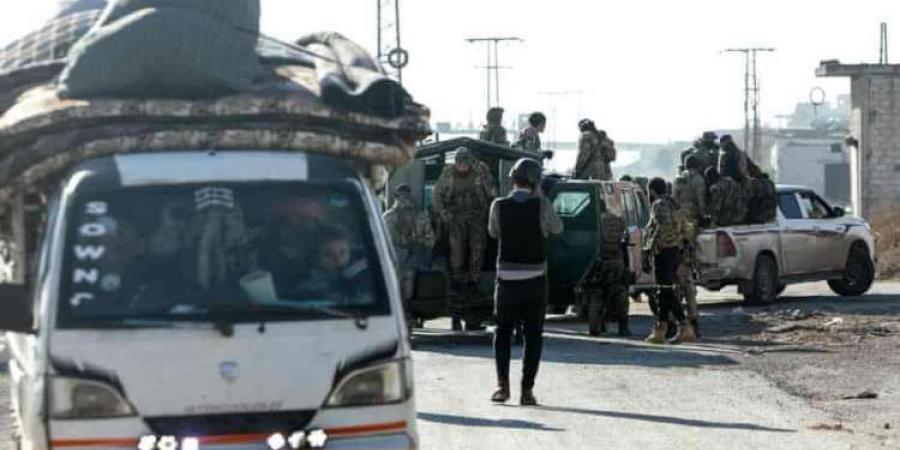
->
[828,244,874,297]
[743,255,779,305]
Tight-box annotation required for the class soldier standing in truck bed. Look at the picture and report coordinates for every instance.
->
[513,112,547,156]
[574,119,616,181]
[480,107,510,146]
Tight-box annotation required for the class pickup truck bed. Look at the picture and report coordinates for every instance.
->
[695,185,875,304]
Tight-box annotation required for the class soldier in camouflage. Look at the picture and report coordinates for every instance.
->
[672,155,706,335]
[383,184,436,306]
[574,119,616,181]
[644,177,695,344]
[433,147,496,291]
[706,167,748,226]
[479,107,510,146]
[588,198,631,337]
[680,131,720,174]
[513,112,547,155]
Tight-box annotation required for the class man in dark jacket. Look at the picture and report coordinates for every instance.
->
[487,158,563,406]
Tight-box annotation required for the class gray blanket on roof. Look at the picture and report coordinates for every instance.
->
[0,0,411,118]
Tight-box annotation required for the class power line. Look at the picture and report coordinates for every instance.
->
[722,47,775,163]
[466,37,523,110]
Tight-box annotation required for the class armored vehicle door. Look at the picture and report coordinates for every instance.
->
[547,182,600,308]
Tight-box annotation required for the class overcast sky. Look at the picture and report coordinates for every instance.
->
[1,0,897,143]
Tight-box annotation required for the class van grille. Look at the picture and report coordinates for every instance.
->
[145,410,317,436]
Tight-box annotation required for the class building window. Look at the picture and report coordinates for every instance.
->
[830,143,843,153]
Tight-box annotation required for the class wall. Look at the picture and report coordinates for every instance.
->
[851,76,900,218]
[772,136,848,204]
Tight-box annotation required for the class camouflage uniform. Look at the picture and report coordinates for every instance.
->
[383,191,436,301]
[575,130,616,181]
[588,209,630,335]
[433,151,495,284]
[514,126,542,155]
[479,108,509,146]
[709,177,748,226]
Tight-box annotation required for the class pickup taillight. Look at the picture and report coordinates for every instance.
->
[717,231,737,258]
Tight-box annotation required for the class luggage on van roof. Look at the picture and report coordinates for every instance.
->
[0,1,430,201]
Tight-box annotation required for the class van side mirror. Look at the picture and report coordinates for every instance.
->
[833,207,845,218]
[0,284,35,333]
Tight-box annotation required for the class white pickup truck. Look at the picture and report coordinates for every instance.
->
[696,185,876,305]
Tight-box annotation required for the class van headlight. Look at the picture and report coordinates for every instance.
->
[326,360,410,407]
[50,377,136,419]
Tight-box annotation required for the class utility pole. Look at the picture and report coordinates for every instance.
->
[466,37,523,111]
[722,47,775,163]
[377,0,408,84]
[879,22,889,64]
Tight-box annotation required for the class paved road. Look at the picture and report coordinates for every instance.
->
[413,282,900,449]
[1,282,896,449]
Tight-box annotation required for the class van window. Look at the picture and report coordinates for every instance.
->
[57,181,388,328]
[553,191,591,218]
[778,193,803,219]
[621,192,638,228]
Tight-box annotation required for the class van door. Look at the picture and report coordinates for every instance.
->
[779,191,815,275]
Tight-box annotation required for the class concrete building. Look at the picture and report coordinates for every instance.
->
[770,129,850,207]
[817,61,900,218]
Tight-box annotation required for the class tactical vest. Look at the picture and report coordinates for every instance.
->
[655,197,682,249]
[497,197,546,267]
[445,173,486,214]
[599,212,625,260]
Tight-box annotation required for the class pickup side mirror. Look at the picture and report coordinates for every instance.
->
[833,207,845,218]
[0,284,35,334]
[542,150,554,161]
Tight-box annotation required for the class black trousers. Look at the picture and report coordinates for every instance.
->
[654,247,685,323]
[494,275,547,390]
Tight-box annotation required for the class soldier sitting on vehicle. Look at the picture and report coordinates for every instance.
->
[706,167,748,227]
[432,147,495,294]
[588,198,631,337]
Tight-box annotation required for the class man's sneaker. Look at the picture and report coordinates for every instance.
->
[491,385,510,403]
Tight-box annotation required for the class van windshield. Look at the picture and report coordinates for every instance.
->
[57,181,389,328]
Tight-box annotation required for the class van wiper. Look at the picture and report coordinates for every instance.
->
[251,303,369,330]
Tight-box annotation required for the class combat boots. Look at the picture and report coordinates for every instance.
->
[691,318,701,338]
[669,320,697,344]
[644,321,668,344]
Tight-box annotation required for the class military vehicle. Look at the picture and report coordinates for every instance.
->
[388,138,654,329]
[543,179,655,317]
[387,137,539,330]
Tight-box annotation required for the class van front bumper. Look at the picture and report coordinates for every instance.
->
[50,432,416,450]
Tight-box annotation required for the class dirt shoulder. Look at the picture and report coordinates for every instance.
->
[697,289,900,447]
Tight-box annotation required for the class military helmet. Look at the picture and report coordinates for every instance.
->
[649,177,667,196]
[510,158,542,187]
[487,107,504,123]
[701,131,718,142]
[454,147,475,164]
[685,154,701,170]
[578,118,596,132]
